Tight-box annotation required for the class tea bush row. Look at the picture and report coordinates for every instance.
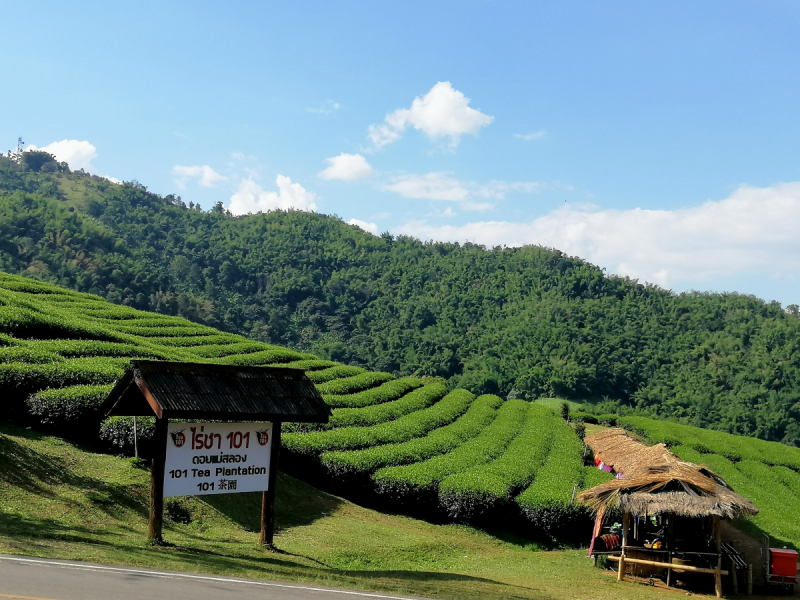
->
[215,348,311,366]
[314,371,394,395]
[182,342,272,358]
[373,398,528,495]
[320,394,503,475]
[137,335,241,347]
[276,359,340,371]
[327,382,447,429]
[305,365,367,383]
[26,383,114,424]
[0,357,127,391]
[285,389,475,455]
[110,324,220,337]
[323,377,424,409]
[436,403,560,519]
[620,416,800,470]
[515,421,585,511]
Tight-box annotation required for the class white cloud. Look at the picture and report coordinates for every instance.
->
[382,173,469,201]
[307,100,341,115]
[380,172,548,209]
[318,153,373,181]
[428,207,458,218]
[27,140,98,172]
[393,182,800,288]
[228,175,318,215]
[172,165,227,188]
[514,131,547,141]
[368,82,494,149]
[347,219,379,235]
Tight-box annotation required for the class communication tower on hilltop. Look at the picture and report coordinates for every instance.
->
[17,137,24,153]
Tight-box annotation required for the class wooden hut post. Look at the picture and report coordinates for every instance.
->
[148,416,168,542]
[713,515,723,598]
[666,515,674,587]
[618,511,630,581]
[260,421,282,547]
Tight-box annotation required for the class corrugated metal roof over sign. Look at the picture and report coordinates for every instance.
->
[101,360,330,422]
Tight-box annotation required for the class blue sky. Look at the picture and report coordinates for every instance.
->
[3,1,800,305]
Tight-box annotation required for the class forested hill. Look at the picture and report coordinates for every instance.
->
[2,161,800,446]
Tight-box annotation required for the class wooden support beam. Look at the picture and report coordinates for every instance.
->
[148,416,168,542]
[260,421,282,547]
[618,511,630,581]
[607,556,728,576]
[714,516,722,598]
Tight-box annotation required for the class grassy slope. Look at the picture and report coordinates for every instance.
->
[0,422,719,600]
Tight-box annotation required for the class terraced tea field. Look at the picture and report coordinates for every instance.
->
[0,271,602,533]
[5,270,800,546]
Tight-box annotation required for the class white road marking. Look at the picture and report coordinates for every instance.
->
[0,556,422,600]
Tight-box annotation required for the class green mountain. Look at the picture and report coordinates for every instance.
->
[1,162,799,445]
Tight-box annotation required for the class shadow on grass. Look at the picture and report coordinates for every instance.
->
[0,512,115,547]
[0,423,149,521]
[202,472,344,533]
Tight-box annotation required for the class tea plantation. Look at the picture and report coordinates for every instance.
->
[0,271,600,535]
[4,269,800,546]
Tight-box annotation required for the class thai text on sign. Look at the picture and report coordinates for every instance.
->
[164,422,272,497]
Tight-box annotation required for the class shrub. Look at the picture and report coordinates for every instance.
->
[0,357,126,395]
[30,340,170,360]
[278,359,341,371]
[620,416,800,470]
[373,398,526,495]
[323,377,424,409]
[99,416,155,453]
[320,394,502,475]
[136,335,241,347]
[215,348,311,366]
[306,365,366,383]
[180,342,268,358]
[515,422,585,511]
[110,325,218,337]
[328,382,446,429]
[26,384,114,425]
[285,389,475,455]
[315,371,394,395]
[437,403,559,519]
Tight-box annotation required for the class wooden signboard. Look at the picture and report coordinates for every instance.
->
[101,361,328,547]
[164,422,273,497]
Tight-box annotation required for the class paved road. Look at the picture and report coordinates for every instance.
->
[0,555,425,600]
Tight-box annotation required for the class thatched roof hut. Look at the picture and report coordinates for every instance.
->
[579,428,757,519]
[580,429,758,597]
[578,461,758,519]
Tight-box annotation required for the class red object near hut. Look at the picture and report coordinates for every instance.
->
[770,548,798,581]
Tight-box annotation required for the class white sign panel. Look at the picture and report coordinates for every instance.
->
[164,422,272,497]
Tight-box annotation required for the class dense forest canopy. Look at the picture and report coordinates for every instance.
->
[1,162,799,446]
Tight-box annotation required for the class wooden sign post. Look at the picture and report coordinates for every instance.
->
[260,421,282,547]
[148,416,168,542]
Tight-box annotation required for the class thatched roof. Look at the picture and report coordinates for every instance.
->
[579,429,758,519]
[586,428,678,476]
